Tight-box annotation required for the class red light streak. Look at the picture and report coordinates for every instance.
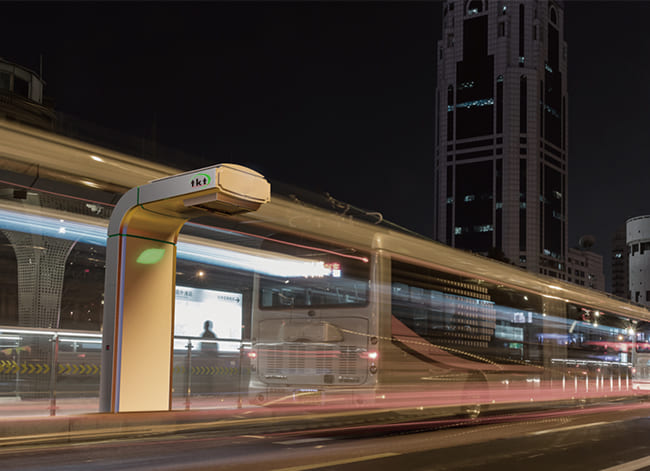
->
[187,221,370,263]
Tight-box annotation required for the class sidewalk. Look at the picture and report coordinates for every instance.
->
[0,394,248,418]
[0,396,388,448]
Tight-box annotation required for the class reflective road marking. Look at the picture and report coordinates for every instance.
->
[530,421,609,435]
[600,456,650,471]
[271,452,401,471]
[274,438,334,445]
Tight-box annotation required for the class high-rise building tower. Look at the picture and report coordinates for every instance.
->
[611,226,629,299]
[627,216,650,307]
[434,1,568,279]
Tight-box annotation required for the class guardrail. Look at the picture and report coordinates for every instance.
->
[0,326,250,417]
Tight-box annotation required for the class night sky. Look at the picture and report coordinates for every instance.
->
[2,1,649,290]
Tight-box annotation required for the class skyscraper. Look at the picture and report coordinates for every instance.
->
[611,226,629,299]
[627,216,650,307]
[434,0,568,279]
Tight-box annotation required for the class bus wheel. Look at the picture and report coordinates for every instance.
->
[459,373,488,419]
[461,403,481,419]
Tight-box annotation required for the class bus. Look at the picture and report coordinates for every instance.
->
[2,118,650,417]
[234,195,650,414]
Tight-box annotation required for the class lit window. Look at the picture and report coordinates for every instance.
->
[544,104,560,118]
[464,194,475,202]
[455,98,494,109]
[455,227,463,235]
[466,0,484,15]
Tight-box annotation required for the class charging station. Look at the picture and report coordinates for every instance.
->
[99,164,270,412]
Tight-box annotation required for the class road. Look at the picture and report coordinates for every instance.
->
[3,402,650,470]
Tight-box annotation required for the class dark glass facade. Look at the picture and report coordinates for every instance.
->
[435,1,568,277]
[455,16,494,140]
[454,160,493,252]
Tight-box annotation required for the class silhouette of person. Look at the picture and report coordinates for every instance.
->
[200,320,218,352]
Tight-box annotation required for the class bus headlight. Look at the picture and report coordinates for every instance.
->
[360,351,378,360]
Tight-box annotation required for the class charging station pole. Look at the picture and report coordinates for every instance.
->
[99,164,269,413]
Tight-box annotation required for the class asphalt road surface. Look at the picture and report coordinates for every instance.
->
[3,403,650,471]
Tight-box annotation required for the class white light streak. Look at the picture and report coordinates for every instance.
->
[0,208,333,279]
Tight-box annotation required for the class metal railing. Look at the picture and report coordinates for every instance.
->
[0,326,251,417]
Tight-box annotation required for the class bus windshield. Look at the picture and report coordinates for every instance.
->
[258,237,370,309]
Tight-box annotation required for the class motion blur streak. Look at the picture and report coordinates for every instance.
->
[600,455,650,471]
[270,453,401,471]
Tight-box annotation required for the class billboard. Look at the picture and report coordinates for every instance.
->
[174,286,242,352]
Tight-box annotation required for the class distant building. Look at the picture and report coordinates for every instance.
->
[627,215,650,306]
[611,226,629,299]
[434,1,569,280]
[566,247,604,291]
[0,57,54,129]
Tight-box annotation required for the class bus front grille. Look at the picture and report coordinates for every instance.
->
[258,343,366,384]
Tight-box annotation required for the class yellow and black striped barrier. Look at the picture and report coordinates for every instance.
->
[57,363,100,375]
[0,361,240,376]
[0,360,100,375]
[173,366,239,376]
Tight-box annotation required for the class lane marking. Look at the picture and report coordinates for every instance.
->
[600,455,650,471]
[274,438,334,445]
[530,421,609,435]
[271,452,401,471]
